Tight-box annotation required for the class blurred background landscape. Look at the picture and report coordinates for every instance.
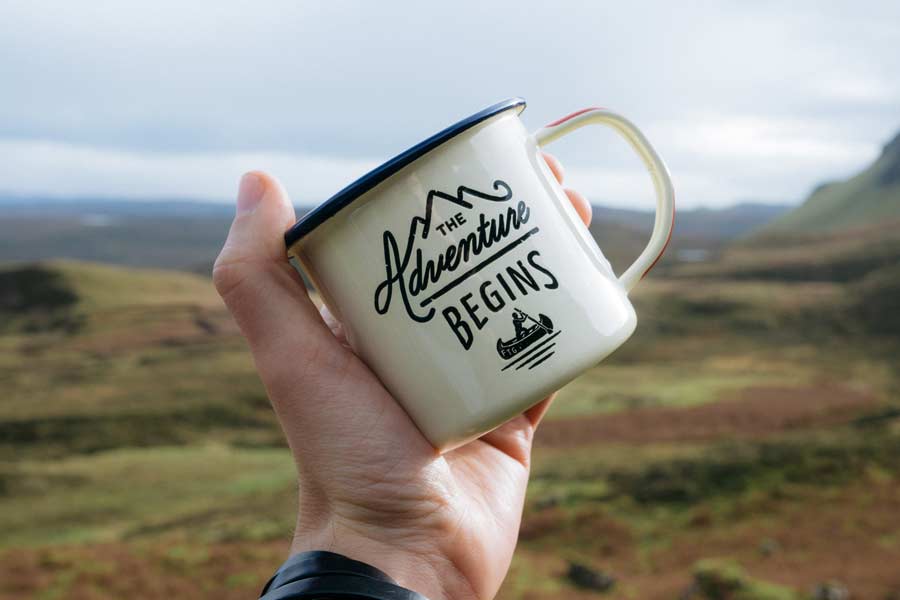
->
[2,2,899,599]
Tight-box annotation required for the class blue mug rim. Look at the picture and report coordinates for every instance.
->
[284,97,527,248]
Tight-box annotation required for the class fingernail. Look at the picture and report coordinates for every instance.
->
[236,172,265,215]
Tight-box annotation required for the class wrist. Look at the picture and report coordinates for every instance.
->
[291,514,480,600]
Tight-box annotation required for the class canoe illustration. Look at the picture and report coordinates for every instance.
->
[496,310,554,360]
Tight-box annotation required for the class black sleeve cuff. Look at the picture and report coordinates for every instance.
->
[259,550,431,600]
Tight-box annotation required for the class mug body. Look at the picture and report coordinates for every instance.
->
[289,106,636,450]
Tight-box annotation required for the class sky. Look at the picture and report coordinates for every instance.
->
[1,1,899,210]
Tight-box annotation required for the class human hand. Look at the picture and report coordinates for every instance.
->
[213,155,591,600]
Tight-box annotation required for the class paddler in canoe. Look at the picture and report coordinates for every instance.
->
[496,309,554,360]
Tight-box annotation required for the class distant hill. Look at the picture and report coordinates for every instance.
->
[0,259,220,314]
[594,203,788,240]
[0,259,225,335]
[590,203,789,273]
[759,130,900,235]
[0,198,788,276]
[0,199,234,274]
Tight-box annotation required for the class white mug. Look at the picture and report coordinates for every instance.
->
[285,98,674,451]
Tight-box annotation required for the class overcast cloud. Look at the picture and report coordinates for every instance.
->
[1,0,899,208]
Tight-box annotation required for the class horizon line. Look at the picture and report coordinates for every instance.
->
[0,194,796,212]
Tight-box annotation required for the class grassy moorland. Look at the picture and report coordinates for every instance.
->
[1,228,899,600]
[759,131,900,235]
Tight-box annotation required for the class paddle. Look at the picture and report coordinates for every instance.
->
[515,307,553,334]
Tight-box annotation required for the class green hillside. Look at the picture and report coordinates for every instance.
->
[2,259,899,599]
[1,260,220,313]
[760,130,900,234]
[0,261,276,456]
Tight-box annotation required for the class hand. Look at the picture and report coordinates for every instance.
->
[213,155,591,600]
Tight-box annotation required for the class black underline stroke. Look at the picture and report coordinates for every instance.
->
[418,227,540,308]
[516,343,556,371]
[500,331,561,371]
[527,351,556,370]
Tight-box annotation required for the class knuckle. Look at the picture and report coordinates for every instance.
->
[212,254,255,302]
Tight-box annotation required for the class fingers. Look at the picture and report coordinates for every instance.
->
[543,152,592,227]
[565,188,592,226]
[542,152,565,184]
[520,156,589,433]
[213,172,337,368]
[523,393,557,429]
[479,414,534,467]
[320,304,350,348]
[479,391,560,467]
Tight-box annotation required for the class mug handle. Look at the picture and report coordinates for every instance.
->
[534,108,675,292]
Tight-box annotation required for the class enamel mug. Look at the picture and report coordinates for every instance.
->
[285,98,674,451]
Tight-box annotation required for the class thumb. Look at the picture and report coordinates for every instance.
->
[213,172,333,364]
